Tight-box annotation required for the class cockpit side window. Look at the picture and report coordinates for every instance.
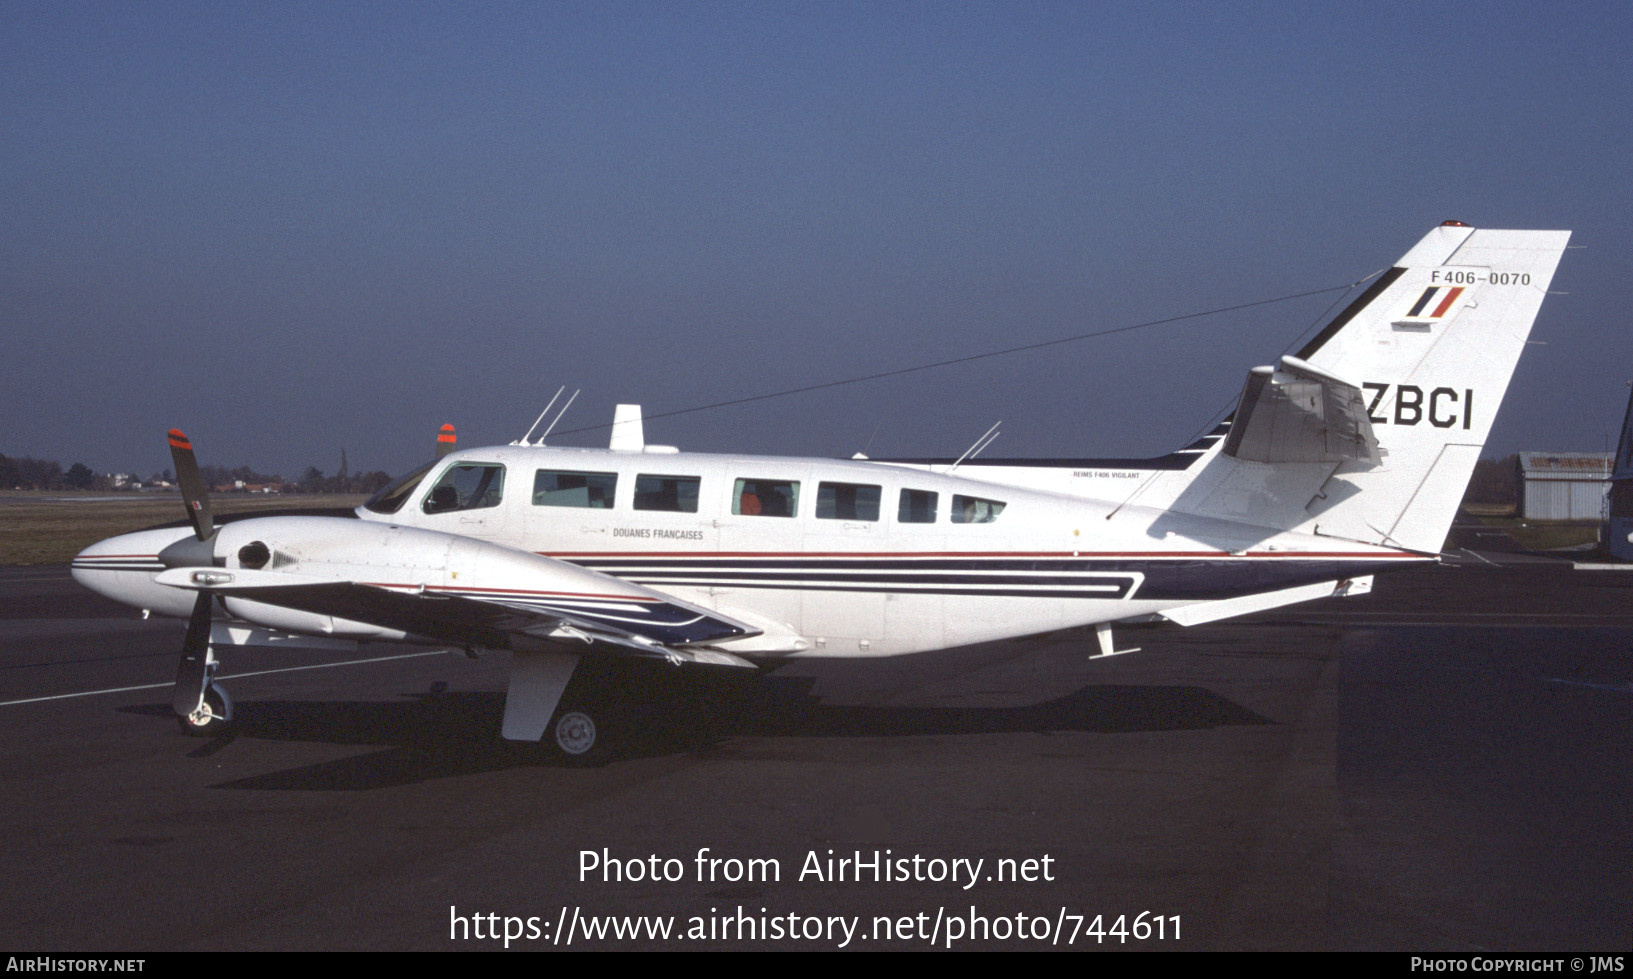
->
[422,463,505,514]
[951,494,1005,524]
[364,460,436,514]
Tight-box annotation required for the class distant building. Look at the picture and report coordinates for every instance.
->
[1517,452,1612,520]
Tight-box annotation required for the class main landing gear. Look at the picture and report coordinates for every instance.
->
[548,704,607,763]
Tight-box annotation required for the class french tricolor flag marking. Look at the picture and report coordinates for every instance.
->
[1403,285,1465,320]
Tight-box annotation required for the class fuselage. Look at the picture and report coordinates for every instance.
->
[347,442,1421,656]
[71,442,1426,658]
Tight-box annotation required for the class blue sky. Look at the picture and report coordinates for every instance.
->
[4,1,1630,478]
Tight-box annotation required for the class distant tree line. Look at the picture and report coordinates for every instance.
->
[293,467,394,495]
[0,455,71,490]
[1,452,392,495]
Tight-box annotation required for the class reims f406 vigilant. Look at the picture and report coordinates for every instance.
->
[73,224,1570,761]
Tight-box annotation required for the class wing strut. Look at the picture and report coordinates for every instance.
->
[502,651,580,742]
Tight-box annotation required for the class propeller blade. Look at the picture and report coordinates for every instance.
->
[170,591,215,718]
[436,423,457,459]
[168,428,214,541]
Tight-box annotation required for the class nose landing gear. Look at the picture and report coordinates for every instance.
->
[172,592,234,737]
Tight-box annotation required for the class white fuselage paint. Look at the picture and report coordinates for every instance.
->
[340,442,1418,658]
[68,442,1422,660]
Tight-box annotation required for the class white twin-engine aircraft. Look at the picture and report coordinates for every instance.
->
[73,223,1570,760]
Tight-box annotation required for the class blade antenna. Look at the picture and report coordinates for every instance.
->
[536,389,580,445]
[516,387,566,446]
[948,421,1001,473]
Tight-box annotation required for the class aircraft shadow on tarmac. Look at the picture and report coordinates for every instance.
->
[118,678,1271,790]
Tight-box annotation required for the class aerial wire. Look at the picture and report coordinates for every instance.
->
[1102,270,1383,522]
[1173,267,1386,448]
[552,273,1384,439]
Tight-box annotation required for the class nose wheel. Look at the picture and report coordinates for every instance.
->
[177,681,233,736]
[172,592,233,736]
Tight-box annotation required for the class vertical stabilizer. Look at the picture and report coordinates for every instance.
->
[1604,385,1633,560]
[1167,223,1570,554]
[1614,385,1633,481]
[1293,226,1570,551]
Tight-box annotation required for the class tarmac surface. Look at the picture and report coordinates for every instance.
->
[1,545,1629,951]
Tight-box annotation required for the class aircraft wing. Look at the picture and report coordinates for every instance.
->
[1221,354,1380,465]
[153,567,760,668]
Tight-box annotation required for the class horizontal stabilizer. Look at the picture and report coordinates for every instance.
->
[1160,575,1374,627]
[1222,355,1379,465]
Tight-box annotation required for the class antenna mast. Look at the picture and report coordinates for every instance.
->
[948,422,1001,473]
[515,387,566,445]
[535,389,581,445]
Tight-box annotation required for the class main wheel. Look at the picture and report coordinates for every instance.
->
[552,709,598,757]
[175,683,232,737]
[545,708,610,770]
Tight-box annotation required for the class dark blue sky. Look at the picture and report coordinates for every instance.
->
[4,1,1630,479]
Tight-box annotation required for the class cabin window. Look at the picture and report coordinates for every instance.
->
[898,488,938,524]
[951,494,1006,524]
[533,470,616,509]
[633,474,701,513]
[817,481,880,521]
[733,478,799,517]
[422,463,505,514]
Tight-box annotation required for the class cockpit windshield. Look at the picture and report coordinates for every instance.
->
[363,460,437,514]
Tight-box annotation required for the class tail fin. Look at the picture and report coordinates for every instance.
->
[1166,223,1570,553]
[1605,385,1633,560]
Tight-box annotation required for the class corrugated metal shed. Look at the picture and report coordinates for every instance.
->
[1518,452,1612,520]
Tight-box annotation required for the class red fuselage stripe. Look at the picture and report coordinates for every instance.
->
[539,549,1423,560]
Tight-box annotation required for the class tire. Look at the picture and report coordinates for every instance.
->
[175,683,231,737]
[550,707,607,764]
